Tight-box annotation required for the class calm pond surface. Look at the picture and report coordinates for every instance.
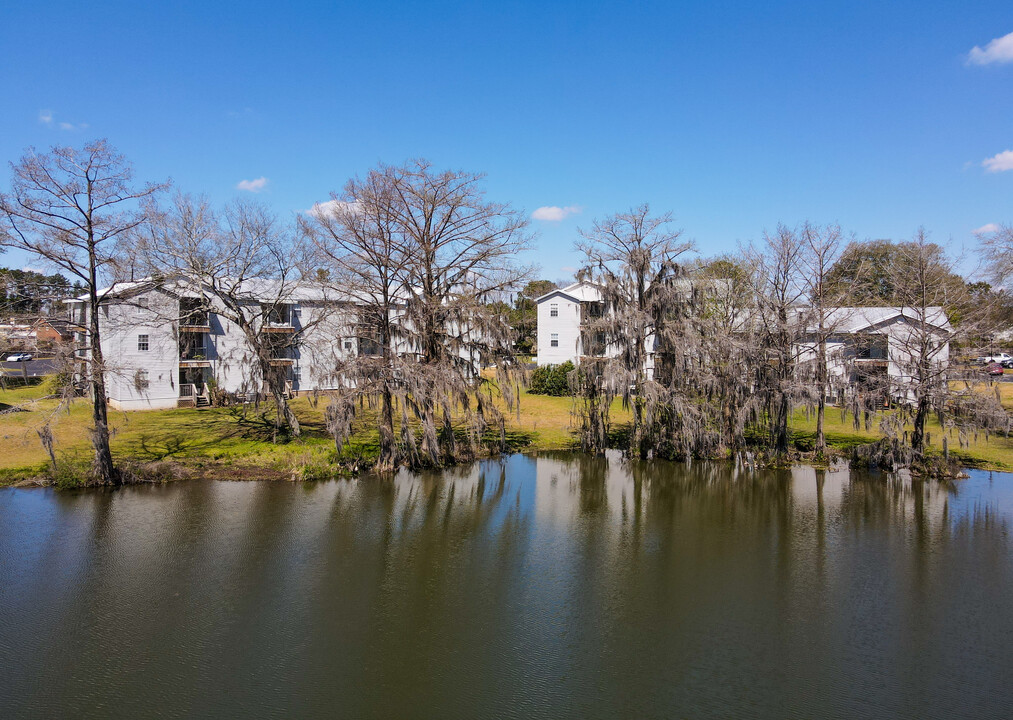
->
[2,452,1013,719]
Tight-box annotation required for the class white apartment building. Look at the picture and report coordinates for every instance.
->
[535,282,605,367]
[535,281,951,397]
[796,306,952,401]
[65,279,360,410]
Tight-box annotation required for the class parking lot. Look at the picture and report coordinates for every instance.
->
[0,358,57,378]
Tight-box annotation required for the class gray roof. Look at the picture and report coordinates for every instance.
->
[804,306,952,334]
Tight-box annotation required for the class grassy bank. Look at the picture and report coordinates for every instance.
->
[3,378,1013,486]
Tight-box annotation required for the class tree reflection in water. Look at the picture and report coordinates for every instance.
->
[1,454,1011,719]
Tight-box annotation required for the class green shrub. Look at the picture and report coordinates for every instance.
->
[528,361,574,396]
[49,461,92,489]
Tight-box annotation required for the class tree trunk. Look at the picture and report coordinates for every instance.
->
[378,384,396,470]
[262,359,300,436]
[815,334,827,455]
[911,394,929,455]
[775,389,790,455]
[440,405,457,460]
[88,252,117,485]
[273,389,300,436]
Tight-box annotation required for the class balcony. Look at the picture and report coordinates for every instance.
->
[179,338,211,368]
[179,315,210,333]
[262,303,295,333]
[267,348,295,366]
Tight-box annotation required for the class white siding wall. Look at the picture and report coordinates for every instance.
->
[101,289,180,410]
[296,303,357,391]
[536,294,582,366]
[90,291,365,408]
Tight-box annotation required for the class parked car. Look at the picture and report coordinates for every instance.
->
[4,353,33,362]
[984,362,1004,376]
[1002,358,1013,369]
[977,353,1013,365]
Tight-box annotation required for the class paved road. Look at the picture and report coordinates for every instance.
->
[0,358,57,377]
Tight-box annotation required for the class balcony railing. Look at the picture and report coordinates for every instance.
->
[179,342,210,366]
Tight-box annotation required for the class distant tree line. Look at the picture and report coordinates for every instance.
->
[0,268,81,317]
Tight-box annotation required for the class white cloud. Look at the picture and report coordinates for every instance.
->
[974,223,1001,235]
[38,110,53,125]
[983,150,1013,173]
[306,199,361,219]
[532,205,581,222]
[967,31,1013,66]
[237,176,269,193]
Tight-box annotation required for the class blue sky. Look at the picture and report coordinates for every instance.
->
[2,0,1012,282]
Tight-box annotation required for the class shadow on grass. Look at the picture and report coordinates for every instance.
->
[115,406,334,461]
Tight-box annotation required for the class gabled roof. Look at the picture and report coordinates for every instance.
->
[65,279,158,303]
[65,276,353,305]
[806,306,952,335]
[535,281,602,304]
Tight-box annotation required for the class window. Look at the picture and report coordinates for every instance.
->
[550,303,558,317]
[262,303,291,326]
[137,334,149,351]
[136,297,149,309]
[135,370,149,390]
[550,333,559,347]
[344,341,353,351]
[179,297,210,327]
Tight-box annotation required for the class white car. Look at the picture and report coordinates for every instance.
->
[972,354,1013,366]
[5,353,33,362]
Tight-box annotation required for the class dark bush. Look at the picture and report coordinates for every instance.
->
[528,361,574,396]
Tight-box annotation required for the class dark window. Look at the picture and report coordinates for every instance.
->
[179,297,210,327]
[137,334,149,351]
[262,303,292,326]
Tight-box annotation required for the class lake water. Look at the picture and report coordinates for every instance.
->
[2,452,1013,719]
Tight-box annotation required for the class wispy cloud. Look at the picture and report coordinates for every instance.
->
[532,205,581,222]
[237,176,269,193]
[967,31,1013,66]
[983,150,1013,173]
[39,109,88,131]
[974,223,1000,235]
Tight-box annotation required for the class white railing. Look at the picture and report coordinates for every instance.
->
[179,383,196,398]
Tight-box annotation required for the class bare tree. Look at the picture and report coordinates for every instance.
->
[390,160,533,466]
[305,160,531,469]
[137,193,312,436]
[302,170,416,469]
[574,205,695,457]
[981,223,1013,281]
[747,224,808,456]
[798,222,849,456]
[888,229,1000,458]
[687,255,762,453]
[0,140,166,483]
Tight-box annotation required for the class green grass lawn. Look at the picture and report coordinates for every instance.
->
[3,377,1013,484]
[0,382,592,482]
